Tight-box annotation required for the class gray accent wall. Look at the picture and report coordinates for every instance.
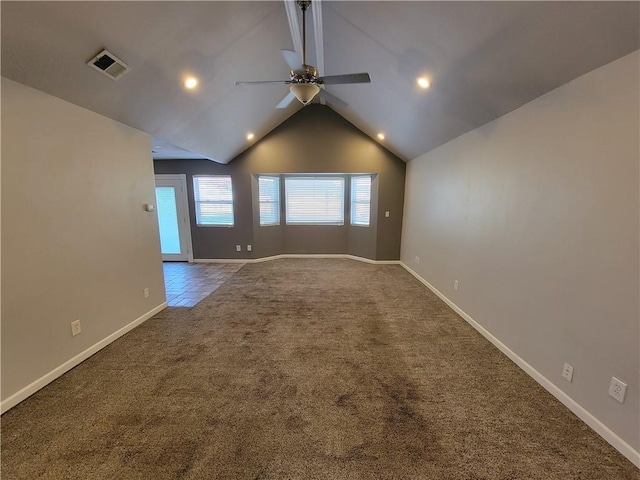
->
[154,105,405,261]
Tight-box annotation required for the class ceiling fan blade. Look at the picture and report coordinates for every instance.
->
[281,49,303,71]
[318,73,371,85]
[276,91,297,109]
[235,80,290,85]
[317,89,348,108]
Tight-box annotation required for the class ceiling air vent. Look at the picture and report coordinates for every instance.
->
[87,49,130,81]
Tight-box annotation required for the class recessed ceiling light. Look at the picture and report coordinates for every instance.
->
[247,133,255,140]
[377,133,385,140]
[184,76,199,90]
[417,77,431,89]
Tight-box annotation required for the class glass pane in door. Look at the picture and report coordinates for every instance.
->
[155,186,182,254]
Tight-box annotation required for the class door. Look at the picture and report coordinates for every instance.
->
[155,174,192,262]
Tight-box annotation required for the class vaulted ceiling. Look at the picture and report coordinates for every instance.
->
[2,1,638,164]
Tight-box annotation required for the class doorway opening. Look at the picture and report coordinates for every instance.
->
[155,174,192,262]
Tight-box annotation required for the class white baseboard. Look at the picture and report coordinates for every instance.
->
[192,258,248,264]
[193,254,401,265]
[400,262,640,468]
[1,302,168,414]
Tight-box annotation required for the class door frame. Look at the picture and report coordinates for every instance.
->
[155,174,193,262]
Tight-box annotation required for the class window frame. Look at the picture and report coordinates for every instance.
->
[258,175,281,226]
[192,175,235,227]
[350,175,372,227]
[284,176,346,226]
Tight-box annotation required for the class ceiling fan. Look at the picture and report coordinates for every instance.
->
[235,0,371,109]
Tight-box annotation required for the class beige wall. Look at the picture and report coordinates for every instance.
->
[401,52,640,456]
[1,78,166,406]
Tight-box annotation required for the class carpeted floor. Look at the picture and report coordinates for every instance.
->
[2,259,637,479]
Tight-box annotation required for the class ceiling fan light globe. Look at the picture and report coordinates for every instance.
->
[290,83,320,105]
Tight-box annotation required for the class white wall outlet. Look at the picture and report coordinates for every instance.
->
[385,211,390,218]
[247,245,252,252]
[414,256,420,264]
[562,363,574,382]
[143,288,149,298]
[609,377,627,403]
[236,245,241,252]
[71,320,82,336]
[454,280,459,291]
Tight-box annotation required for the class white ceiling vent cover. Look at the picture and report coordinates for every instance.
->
[87,49,130,81]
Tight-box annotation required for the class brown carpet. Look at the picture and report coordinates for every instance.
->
[2,259,637,479]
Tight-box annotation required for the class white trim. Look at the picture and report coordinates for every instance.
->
[193,254,400,265]
[192,258,249,264]
[1,302,168,414]
[178,175,194,262]
[400,262,640,468]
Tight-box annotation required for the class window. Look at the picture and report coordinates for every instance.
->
[285,177,345,225]
[350,175,371,226]
[193,176,234,226]
[258,176,280,226]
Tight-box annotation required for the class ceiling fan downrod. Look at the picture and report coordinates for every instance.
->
[234,0,369,109]
[297,0,311,67]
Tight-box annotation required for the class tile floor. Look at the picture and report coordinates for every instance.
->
[162,262,244,307]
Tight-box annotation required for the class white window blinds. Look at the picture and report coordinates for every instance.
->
[258,176,280,226]
[350,175,371,226]
[285,177,345,225]
[193,176,234,226]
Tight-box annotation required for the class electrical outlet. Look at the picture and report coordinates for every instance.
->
[236,245,241,252]
[454,280,459,291]
[71,320,82,337]
[609,377,627,403]
[414,256,420,264]
[247,245,252,252]
[562,363,574,382]
[143,288,149,298]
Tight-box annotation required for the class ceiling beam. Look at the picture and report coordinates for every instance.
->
[283,0,303,57]
[312,0,324,76]
[312,0,326,105]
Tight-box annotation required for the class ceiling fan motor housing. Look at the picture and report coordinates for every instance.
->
[290,64,319,84]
